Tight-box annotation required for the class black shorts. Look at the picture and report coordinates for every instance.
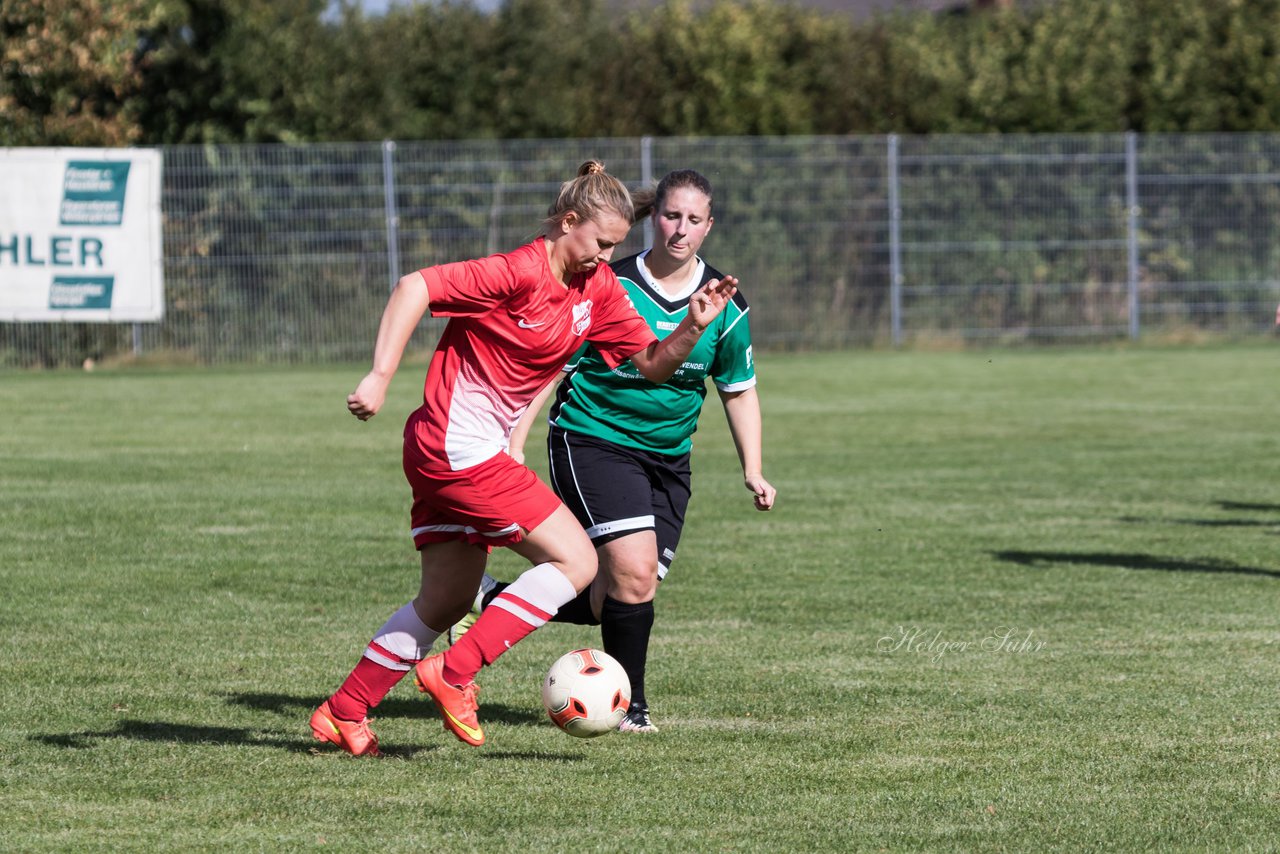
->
[546,426,691,580]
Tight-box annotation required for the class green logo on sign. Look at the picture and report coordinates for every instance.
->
[49,276,114,309]
[60,161,131,226]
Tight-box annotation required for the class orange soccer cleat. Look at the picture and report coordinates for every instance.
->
[414,655,484,746]
[310,700,381,757]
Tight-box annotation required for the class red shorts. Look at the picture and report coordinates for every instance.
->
[403,450,561,550]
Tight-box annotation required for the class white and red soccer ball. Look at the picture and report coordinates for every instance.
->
[542,648,631,738]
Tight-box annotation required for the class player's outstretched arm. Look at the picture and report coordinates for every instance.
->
[348,271,431,421]
[720,386,776,511]
[629,276,738,383]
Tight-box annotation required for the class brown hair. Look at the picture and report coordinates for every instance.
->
[543,160,652,233]
[654,169,713,213]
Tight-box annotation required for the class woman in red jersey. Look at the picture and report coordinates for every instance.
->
[310,161,737,754]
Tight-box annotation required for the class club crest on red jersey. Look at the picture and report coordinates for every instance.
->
[572,299,593,335]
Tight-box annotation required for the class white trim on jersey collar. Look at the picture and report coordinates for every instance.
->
[637,249,705,302]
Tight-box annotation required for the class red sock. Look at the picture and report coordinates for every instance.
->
[442,593,553,684]
[441,562,577,685]
[327,602,441,721]
[328,653,409,722]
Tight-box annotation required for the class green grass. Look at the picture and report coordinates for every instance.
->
[2,344,1278,851]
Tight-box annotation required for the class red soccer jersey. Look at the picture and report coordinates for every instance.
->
[407,239,657,471]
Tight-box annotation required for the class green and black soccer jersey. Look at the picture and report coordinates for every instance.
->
[548,250,754,456]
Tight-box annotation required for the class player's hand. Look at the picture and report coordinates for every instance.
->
[508,445,526,465]
[688,275,738,331]
[347,371,390,421]
[745,473,776,511]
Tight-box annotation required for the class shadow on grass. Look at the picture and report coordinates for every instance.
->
[1119,500,1280,532]
[31,718,580,761]
[1215,500,1280,513]
[1120,516,1279,529]
[994,550,1280,579]
[32,695,556,759]
[31,719,344,755]
[224,692,546,728]
[217,694,584,759]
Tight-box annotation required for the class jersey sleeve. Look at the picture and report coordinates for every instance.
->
[711,293,756,392]
[420,252,520,317]
[585,272,658,369]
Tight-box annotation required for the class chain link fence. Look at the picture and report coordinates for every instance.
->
[5,134,1280,367]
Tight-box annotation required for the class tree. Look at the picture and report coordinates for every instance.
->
[0,0,171,145]
[134,0,349,144]
[601,0,836,136]
[374,1,500,140]
[489,0,614,138]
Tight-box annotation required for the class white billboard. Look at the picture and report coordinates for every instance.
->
[0,147,164,322]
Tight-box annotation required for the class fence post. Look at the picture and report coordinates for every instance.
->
[486,179,505,257]
[888,134,903,346]
[1126,131,1140,340]
[382,140,401,291]
[640,135,654,249]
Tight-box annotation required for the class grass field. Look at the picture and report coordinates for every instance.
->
[2,344,1278,851]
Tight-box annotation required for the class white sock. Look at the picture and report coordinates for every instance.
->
[362,601,441,671]
[491,562,577,626]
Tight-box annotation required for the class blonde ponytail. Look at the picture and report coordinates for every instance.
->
[543,160,650,233]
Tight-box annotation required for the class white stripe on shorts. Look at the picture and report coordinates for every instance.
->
[586,515,654,541]
[411,522,521,540]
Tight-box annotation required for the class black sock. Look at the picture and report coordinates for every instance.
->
[550,587,600,625]
[600,595,654,708]
[481,582,506,610]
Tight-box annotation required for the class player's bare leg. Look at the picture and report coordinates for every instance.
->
[413,539,489,631]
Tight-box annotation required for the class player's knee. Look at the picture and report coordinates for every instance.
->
[412,593,471,632]
[552,537,598,593]
[606,559,659,601]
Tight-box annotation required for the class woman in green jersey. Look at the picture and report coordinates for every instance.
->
[498,169,776,733]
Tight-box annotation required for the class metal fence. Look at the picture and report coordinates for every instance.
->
[6,133,1280,367]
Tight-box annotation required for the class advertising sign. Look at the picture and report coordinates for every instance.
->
[1,148,164,322]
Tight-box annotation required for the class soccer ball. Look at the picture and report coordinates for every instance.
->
[541,648,631,738]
